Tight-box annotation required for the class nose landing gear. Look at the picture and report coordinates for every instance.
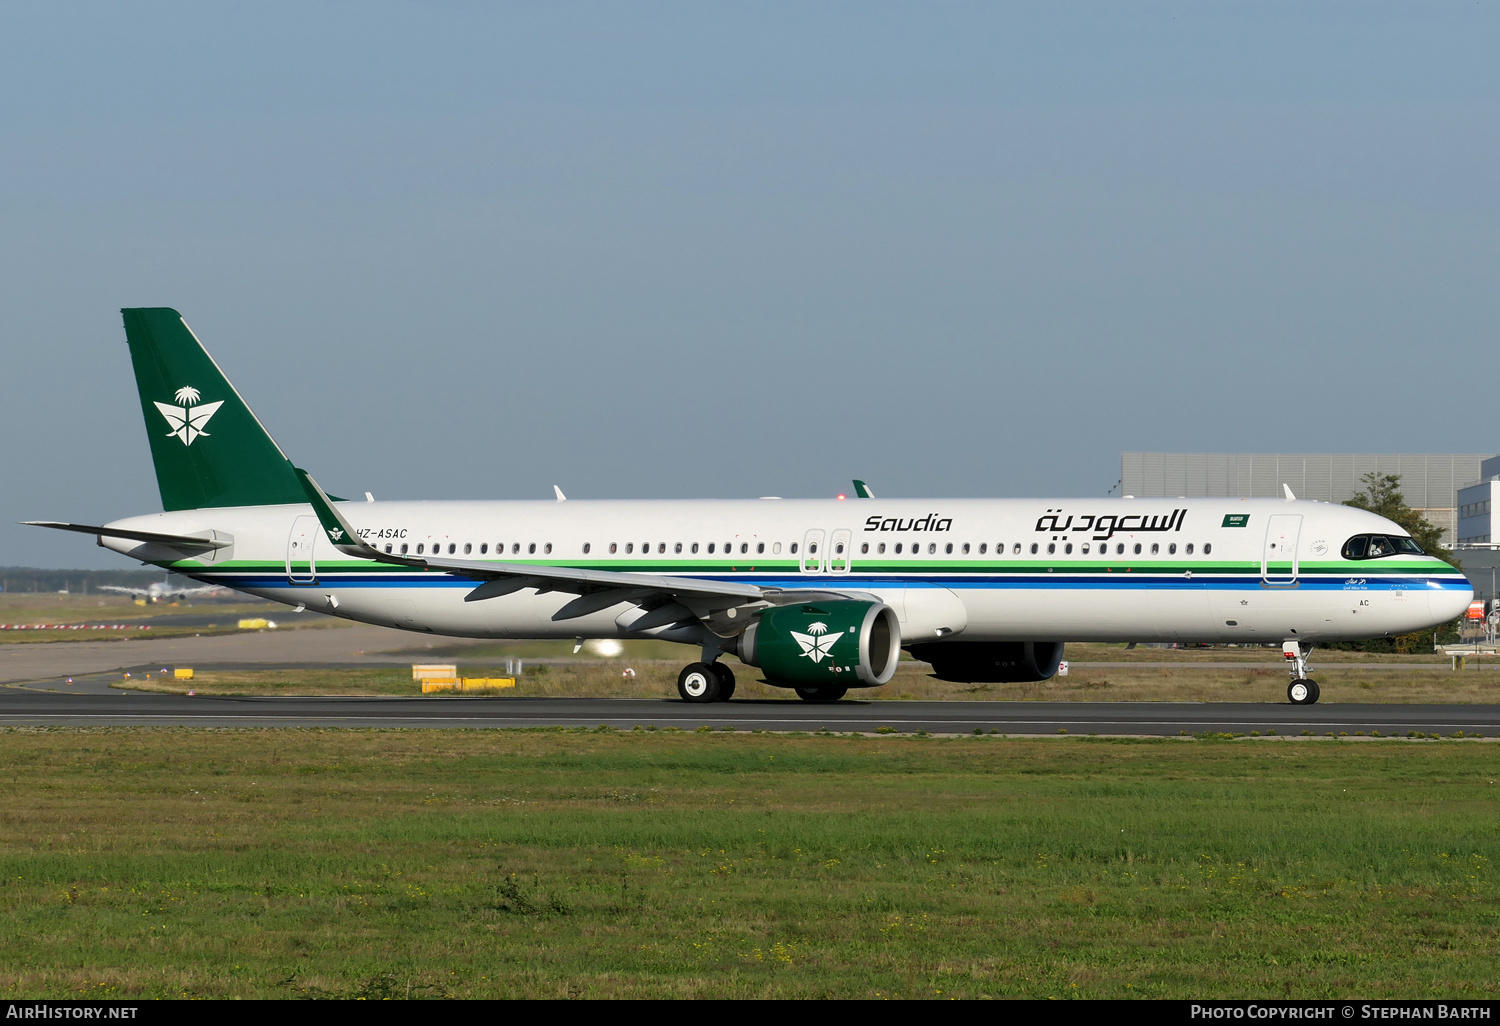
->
[1283,640,1319,705]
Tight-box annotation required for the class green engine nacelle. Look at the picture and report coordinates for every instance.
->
[737,600,901,688]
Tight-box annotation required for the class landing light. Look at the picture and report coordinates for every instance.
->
[837,494,846,500]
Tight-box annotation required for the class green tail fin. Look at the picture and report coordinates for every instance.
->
[121,308,306,511]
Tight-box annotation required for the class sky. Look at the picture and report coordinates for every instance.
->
[2,2,1497,568]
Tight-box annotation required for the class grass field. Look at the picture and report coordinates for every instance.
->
[118,657,1500,705]
[0,594,324,644]
[0,728,1496,999]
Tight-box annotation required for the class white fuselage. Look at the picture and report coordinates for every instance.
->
[100,496,1472,647]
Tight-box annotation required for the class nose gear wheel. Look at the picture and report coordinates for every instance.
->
[1287,679,1320,705]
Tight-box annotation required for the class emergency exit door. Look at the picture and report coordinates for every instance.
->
[800,529,825,573]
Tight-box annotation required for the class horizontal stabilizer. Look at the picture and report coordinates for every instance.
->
[21,521,231,551]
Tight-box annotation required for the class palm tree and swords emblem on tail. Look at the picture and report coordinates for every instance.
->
[153,386,223,446]
[791,621,845,664]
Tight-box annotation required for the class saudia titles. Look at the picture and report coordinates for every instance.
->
[863,514,953,533]
[1035,508,1186,541]
[862,508,1187,541]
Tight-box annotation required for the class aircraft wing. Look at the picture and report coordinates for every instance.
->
[97,585,147,597]
[294,470,862,622]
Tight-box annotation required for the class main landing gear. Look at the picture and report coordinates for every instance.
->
[1283,640,1320,705]
[676,661,736,703]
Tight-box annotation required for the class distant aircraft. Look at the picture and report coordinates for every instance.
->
[24,308,1474,707]
[97,581,224,604]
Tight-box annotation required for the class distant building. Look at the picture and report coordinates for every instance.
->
[1456,455,1500,545]
[1120,452,1493,549]
[1455,456,1500,604]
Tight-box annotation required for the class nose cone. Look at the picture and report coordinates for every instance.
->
[1428,568,1474,624]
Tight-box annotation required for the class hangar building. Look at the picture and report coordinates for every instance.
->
[1119,452,1490,550]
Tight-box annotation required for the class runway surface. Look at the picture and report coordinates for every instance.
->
[0,622,1473,684]
[3,683,1497,735]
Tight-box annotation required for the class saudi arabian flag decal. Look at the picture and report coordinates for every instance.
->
[153,386,224,446]
[1222,513,1251,528]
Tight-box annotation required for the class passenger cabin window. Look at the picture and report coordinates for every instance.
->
[1081,543,1089,554]
[895,543,903,554]
[583,543,591,554]
[480,543,488,554]
[978,543,986,554]
[707,543,715,553]
[1013,543,1022,555]
[449,543,456,554]
[1047,543,1056,554]
[464,543,472,554]
[691,542,699,553]
[758,542,766,554]
[1185,543,1194,554]
[544,543,552,554]
[790,543,798,554]
[528,543,536,554]
[1150,543,1159,555]
[416,543,424,554]
[610,543,617,554]
[878,542,886,554]
[861,542,870,554]
[1343,534,1423,560]
[400,543,408,554]
[1168,543,1176,555]
[1064,543,1073,554]
[512,543,521,554]
[385,543,393,554]
[1030,543,1039,554]
[928,543,936,554]
[1133,543,1142,555]
[626,543,634,554]
[962,543,970,554]
[675,542,683,554]
[1203,543,1212,555]
[740,542,749,554]
[945,543,953,554]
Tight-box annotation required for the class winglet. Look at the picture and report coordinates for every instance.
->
[852,479,874,499]
[294,468,384,559]
[1283,483,1296,501]
[553,485,567,502]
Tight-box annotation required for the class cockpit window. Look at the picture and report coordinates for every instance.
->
[1343,534,1424,560]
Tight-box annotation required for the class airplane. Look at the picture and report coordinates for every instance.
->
[25,308,1472,706]
[98,580,224,603]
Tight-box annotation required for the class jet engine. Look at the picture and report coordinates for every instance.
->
[737,600,901,688]
[908,640,1065,683]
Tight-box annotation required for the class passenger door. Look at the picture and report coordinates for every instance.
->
[1262,514,1302,586]
[287,515,319,584]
